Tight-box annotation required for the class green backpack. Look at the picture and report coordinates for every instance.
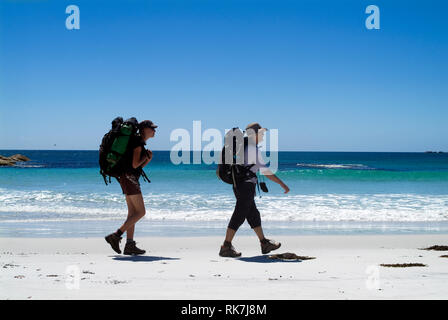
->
[99,117,150,185]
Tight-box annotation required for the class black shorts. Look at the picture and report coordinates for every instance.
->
[118,172,141,195]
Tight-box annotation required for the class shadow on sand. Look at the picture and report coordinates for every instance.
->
[237,255,302,263]
[112,255,180,262]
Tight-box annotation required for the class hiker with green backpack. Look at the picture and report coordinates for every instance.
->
[101,118,157,255]
[217,122,290,257]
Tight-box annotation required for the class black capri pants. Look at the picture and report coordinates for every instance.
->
[228,181,262,231]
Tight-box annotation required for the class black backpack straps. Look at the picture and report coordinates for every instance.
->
[231,165,237,189]
[245,163,256,179]
[141,168,151,183]
[100,170,108,185]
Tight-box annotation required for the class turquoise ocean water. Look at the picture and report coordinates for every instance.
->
[1,150,447,237]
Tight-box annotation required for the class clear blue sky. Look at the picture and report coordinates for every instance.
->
[0,0,447,151]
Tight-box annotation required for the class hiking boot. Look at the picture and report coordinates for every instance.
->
[261,238,281,254]
[219,243,242,258]
[123,241,146,255]
[105,233,122,254]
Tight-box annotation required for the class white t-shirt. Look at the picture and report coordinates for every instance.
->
[244,142,269,184]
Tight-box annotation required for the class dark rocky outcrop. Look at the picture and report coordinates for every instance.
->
[421,245,448,251]
[268,252,316,261]
[0,154,31,166]
[380,263,427,268]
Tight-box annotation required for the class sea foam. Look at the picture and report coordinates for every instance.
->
[1,189,447,223]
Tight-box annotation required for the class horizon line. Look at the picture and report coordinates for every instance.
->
[0,149,446,153]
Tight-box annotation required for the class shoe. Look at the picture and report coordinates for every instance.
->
[261,238,281,254]
[123,241,146,255]
[105,233,122,254]
[219,243,242,258]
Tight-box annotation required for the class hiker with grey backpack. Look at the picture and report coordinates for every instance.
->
[217,122,290,257]
[100,117,157,255]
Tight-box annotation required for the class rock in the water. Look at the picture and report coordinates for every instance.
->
[9,154,30,162]
[0,159,16,166]
[0,154,31,166]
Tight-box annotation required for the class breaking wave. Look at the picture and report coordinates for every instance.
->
[1,189,447,223]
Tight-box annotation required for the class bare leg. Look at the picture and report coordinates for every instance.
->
[224,228,237,243]
[118,194,146,235]
[124,196,137,239]
[253,226,265,241]
[224,226,265,244]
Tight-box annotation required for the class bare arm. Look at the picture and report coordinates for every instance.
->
[140,157,150,168]
[132,146,149,169]
[261,168,290,194]
[140,150,152,168]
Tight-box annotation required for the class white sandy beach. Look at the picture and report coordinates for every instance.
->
[1,234,447,300]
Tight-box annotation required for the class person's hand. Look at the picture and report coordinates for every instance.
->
[281,183,290,194]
